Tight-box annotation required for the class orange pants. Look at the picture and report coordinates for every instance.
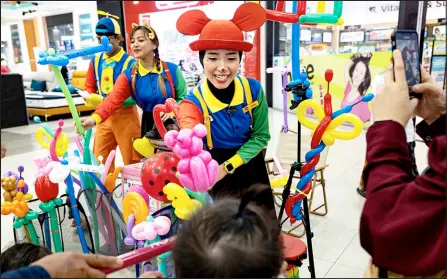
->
[93,106,142,173]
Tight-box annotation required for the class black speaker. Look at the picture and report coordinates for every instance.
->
[1,74,29,129]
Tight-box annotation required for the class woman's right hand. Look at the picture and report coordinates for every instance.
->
[411,66,446,124]
[80,116,96,132]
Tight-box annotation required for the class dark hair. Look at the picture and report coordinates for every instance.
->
[199,50,243,67]
[0,243,52,272]
[173,184,283,278]
[349,54,372,96]
[130,25,167,98]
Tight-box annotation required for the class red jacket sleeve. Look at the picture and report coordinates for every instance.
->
[94,73,131,122]
[360,121,446,276]
[85,61,97,94]
[178,100,203,129]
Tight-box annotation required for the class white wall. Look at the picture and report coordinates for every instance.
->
[1,1,98,73]
[1,21,31,74]
[71,1,98,71]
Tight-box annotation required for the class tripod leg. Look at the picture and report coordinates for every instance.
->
[302,197,316,278]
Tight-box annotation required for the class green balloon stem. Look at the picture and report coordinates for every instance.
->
[49,209,63,252]
[25,221,40,245]
[51,65,85,136]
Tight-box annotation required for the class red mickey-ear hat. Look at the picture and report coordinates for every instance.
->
[176,2,266,52]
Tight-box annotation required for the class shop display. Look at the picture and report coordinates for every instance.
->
[10,24,23,64]
[430,40,446,89]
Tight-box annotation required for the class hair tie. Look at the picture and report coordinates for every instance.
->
[131,23,155,40]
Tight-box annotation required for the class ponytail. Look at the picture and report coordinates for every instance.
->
[154,48,168,98]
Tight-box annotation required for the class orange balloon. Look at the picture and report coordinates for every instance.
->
[123,192,149,225]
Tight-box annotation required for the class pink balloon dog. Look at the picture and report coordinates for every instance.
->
[131,216,171,243]
[164,124,218,193]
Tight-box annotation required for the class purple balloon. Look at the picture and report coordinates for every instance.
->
[18,166,24,173]
[16,179,29,194]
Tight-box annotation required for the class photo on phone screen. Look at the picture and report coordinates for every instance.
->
[394,31,421,89]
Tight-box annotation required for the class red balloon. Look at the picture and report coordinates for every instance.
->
[35,175,58,202]
[265,10,299,24]
[141,152,181,202]
[325,69,334,83]
[153,99,180,140]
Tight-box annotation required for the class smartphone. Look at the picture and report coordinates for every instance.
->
[391,30,422,99]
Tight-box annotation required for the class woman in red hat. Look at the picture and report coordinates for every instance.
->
[176,3,275,216]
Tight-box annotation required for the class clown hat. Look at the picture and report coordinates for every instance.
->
[176,3,266,52]
[96,17,121,36]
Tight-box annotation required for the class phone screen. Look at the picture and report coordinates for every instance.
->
[395,32,420,88]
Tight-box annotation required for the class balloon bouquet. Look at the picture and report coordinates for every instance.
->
[1,38,128,255]
[1,167,38,245]
[120,98,217,277]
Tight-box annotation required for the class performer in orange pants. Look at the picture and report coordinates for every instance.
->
[84,16,142,172]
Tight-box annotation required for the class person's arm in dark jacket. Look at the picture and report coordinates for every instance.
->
[1,265,50,278]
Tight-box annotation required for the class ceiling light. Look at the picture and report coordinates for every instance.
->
[133,1,139,4]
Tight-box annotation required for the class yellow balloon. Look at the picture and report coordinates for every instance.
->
[36,127,52,150]
[297,99,325,131]
[297,99,364,147]
[270,176,288,188]
[35,127,69,157]
[55,133,69,157]
[163,183,201,220]
[123,192,149,224]
[317,1,326,13]
[133,137,155,158]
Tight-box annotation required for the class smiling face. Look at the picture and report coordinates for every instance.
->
[352,61,367,86]
[130,28,157,59]
[203,50,240,89]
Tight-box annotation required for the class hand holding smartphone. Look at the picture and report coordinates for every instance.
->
[391,30,423,99]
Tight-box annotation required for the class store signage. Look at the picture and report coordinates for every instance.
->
[155,1,200,11]
[368,29,394,41]
[323,32,332,43]
[427,1,446,8]
[340,31,365,43]
[367,2,399,13]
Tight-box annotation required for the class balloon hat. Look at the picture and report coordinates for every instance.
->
[176,2,266,52]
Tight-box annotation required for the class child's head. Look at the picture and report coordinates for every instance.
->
[173,184,284,278]
[0,243,52,272]
[349,53,372,96]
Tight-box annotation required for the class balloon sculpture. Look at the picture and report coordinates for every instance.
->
[164,124,219,193]
[1,192,40,244]
[141,152,181,202]
[35,174,63,252]
[163,183,202,220]
[38,36,112,137]
[2,167,33,202]
[285,70,374,223]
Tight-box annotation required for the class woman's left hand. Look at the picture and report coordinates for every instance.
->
[216,164,228,182]
[371,49,419,127]
[161,112,172,122]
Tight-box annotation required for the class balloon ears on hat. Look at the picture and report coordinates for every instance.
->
[176,2,266,35]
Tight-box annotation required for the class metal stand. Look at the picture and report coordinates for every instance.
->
[278,99,316,278]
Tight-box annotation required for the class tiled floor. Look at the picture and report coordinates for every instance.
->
[1,109,429,278]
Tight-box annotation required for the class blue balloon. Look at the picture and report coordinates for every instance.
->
[305,88,313,99]
[303,80,311,88]
[362,93,374,102]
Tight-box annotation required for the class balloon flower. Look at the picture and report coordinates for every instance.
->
[286,69,374,223]
[35,175,63,252]
[164,124,219,193]
[1,192,40,244]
